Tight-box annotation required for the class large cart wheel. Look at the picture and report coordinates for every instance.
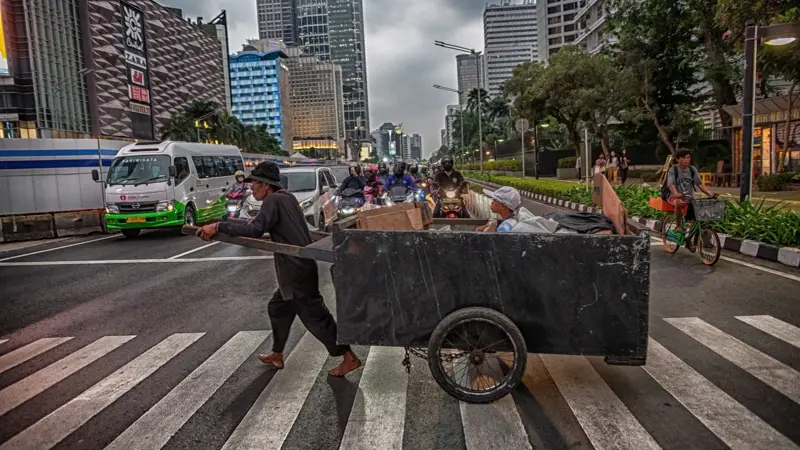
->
[427,307,527,404]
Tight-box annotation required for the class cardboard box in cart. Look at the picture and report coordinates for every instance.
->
[356,203,427,231]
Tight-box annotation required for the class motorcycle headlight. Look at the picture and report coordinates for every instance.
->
[341,207,356,216]
[299,198,314,211]
[156,201,174,212]
[446,191,456,199]
[106,204,119,214]
[227,205,238,212]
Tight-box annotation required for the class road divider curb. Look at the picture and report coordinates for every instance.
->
[467,177,800,269]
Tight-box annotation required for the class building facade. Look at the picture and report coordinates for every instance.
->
[537,0,586,63]
[445,105,459,149]
[483,0,537,96]
[200,12,233,111]
[573,0,611,54]
[410,133,422,160]
[0,0,226,139]
[456,54,485,106]
[257,0,297,45]
[230,48,291,149]
[441,129,447,148]
[284,46,344,154]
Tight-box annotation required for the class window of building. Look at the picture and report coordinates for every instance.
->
[564,13,576,21]
[549,36,563,45]
[547,5,561,14]
[549,26,562,35]
[564,2,577,11]
[564,23,576,32]
[548,16,562,24]
[564,34,576,42]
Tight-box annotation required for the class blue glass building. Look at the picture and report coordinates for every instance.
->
[229,49,291,149]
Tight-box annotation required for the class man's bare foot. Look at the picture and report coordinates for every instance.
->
[258,352,284,369]
[328,350,362,377]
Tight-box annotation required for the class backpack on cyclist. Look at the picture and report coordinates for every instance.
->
[660,165,697,201]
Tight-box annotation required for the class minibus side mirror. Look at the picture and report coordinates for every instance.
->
[91,169,100,182]
[168,165,177,178]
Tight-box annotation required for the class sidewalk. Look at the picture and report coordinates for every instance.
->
[624,178,800,212]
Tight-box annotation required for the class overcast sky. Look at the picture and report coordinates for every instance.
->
[165,0,487,158]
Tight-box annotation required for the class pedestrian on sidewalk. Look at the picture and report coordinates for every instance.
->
[619,148,630,185]
[608,151,619,184]
[575,156,582,180]
[595,154,607,177]
[195,161,362,377]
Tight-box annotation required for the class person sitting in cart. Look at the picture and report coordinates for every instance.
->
[477,186,561,233]
[664,149,716,241]
[195,161,362,377]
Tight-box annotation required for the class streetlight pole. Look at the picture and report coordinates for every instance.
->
[739,21,799,202]
[434,40,484,171]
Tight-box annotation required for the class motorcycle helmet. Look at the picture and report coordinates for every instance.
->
[442,156,454,171]
[363,165,376,181]
[377,162,388,173]
[349,164,362,176]
[409,163,419,175]
[420,165,428,175]
[234,170,245,181]
[394,161,407,177]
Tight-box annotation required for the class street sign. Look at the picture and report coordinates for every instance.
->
[515,118,529,133]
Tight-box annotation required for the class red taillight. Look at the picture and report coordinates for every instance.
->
[447,213,456,218]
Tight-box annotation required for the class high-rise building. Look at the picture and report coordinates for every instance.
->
[200,12,232,111]
[537,0,586,64]
[371,122,397,157]
[257,0,297,46]
[401,134,410,160]
[441,129,447,148]
[483,0,538,97]
[574,0,613,54]
[230,47,291,149]
[284,46,345,155]
[456,54,486,106]
[410,133,422,160]
[0,0,226,139]
[445,105,459,149]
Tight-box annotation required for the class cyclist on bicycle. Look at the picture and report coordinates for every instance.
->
[665,149,716,241]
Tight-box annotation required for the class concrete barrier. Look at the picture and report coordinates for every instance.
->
[54,210,104,237]
[1,214,55,243]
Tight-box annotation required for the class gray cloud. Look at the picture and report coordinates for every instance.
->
[159,0,487,158]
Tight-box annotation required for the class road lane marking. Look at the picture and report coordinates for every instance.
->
[106,331,270,450]
[736,315,800,349]
[167,241,220,259]
[221,332,328,450]
[650,238,800,282]
[0,336,135,416]
[339,347,408,450]
[643,338,797,450]
[0,333,203,450]
[0,256,275,266]
[0,337,73,374]
[541,355,661,450]
[666,318,800,404]
[0,235,118,262]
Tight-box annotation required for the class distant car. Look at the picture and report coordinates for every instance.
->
[240,166,339,230]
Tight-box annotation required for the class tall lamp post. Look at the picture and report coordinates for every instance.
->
[433,84,465,165]
[435,40,484,172]
[740,21,799,202]
[533,121,549,179]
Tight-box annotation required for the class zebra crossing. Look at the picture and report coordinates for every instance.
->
[0,314,798,450]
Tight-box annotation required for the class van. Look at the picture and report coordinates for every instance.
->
[93,141,244,238]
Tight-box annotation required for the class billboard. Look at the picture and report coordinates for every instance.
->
[120,1,153,139]
[0,9,8,74]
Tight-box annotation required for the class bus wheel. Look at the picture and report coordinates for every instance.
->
[121,229,140,238]
[184,205,196,227]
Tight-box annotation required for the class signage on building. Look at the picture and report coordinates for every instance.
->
[0,10,8,75]
[120,1,153,139]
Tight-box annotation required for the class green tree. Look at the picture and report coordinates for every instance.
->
[466,88,490,113]
[160,114,196,142]
[608,0,705,155]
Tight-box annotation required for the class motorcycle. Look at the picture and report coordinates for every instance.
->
[383,184,415,205]
[336,188,366,219]
[223,191,246,220]
[437,186,469,219]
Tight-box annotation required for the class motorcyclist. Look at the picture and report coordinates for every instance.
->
[383,161,418,192]
[229,170,249,197]
[363,165,382,195]
[409,163,423,184]
[377,162,390,179]
[338,164,366,193]
[433,156,466,217]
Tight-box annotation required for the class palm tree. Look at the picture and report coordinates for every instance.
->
[160,114,196,142]
[466,88,490,113]
[183,100,220,121]
[212,112,243,145]
[487,96,511,122]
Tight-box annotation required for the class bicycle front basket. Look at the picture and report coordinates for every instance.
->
[692,198,726,222]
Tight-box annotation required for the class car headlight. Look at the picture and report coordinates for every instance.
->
[156,201,174,212]
[106,204,119,214]
[299,198,314,210]
[446,191,456,198]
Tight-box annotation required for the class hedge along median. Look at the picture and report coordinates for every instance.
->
[465,171,800,248]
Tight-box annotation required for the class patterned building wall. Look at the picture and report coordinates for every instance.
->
[85,0,225,139]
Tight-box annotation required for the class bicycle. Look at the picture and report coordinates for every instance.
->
[660,196,726,266]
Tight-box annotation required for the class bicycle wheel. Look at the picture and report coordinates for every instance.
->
[698,227,721,265]
[661,214,680,254]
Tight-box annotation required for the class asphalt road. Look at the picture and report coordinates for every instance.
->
[0,201,798,450]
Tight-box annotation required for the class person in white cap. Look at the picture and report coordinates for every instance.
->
[478,185,561,233]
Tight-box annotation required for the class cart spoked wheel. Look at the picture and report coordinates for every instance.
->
[427,307,527,404]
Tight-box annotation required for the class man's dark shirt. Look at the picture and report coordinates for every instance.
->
[435,170,465,190]
[217,191,319,300]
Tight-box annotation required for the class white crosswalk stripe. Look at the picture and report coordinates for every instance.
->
[666,317,800,403]
[643,338,797,450]
[0,336,134,417]
[0,333,203,450]
[0,337,73,374]
[0,315,797,450]
[736,315,800,349]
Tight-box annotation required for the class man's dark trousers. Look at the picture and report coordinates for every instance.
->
[267,289,349,357]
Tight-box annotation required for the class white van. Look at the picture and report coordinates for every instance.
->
[93,141,244,237]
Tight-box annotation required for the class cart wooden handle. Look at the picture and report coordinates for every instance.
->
[181,225,336,263]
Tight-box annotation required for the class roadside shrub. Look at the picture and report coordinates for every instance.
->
[711,199,800,247]
[756,173,792,192]
[459,160,521,172]
[558,156,577,169]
